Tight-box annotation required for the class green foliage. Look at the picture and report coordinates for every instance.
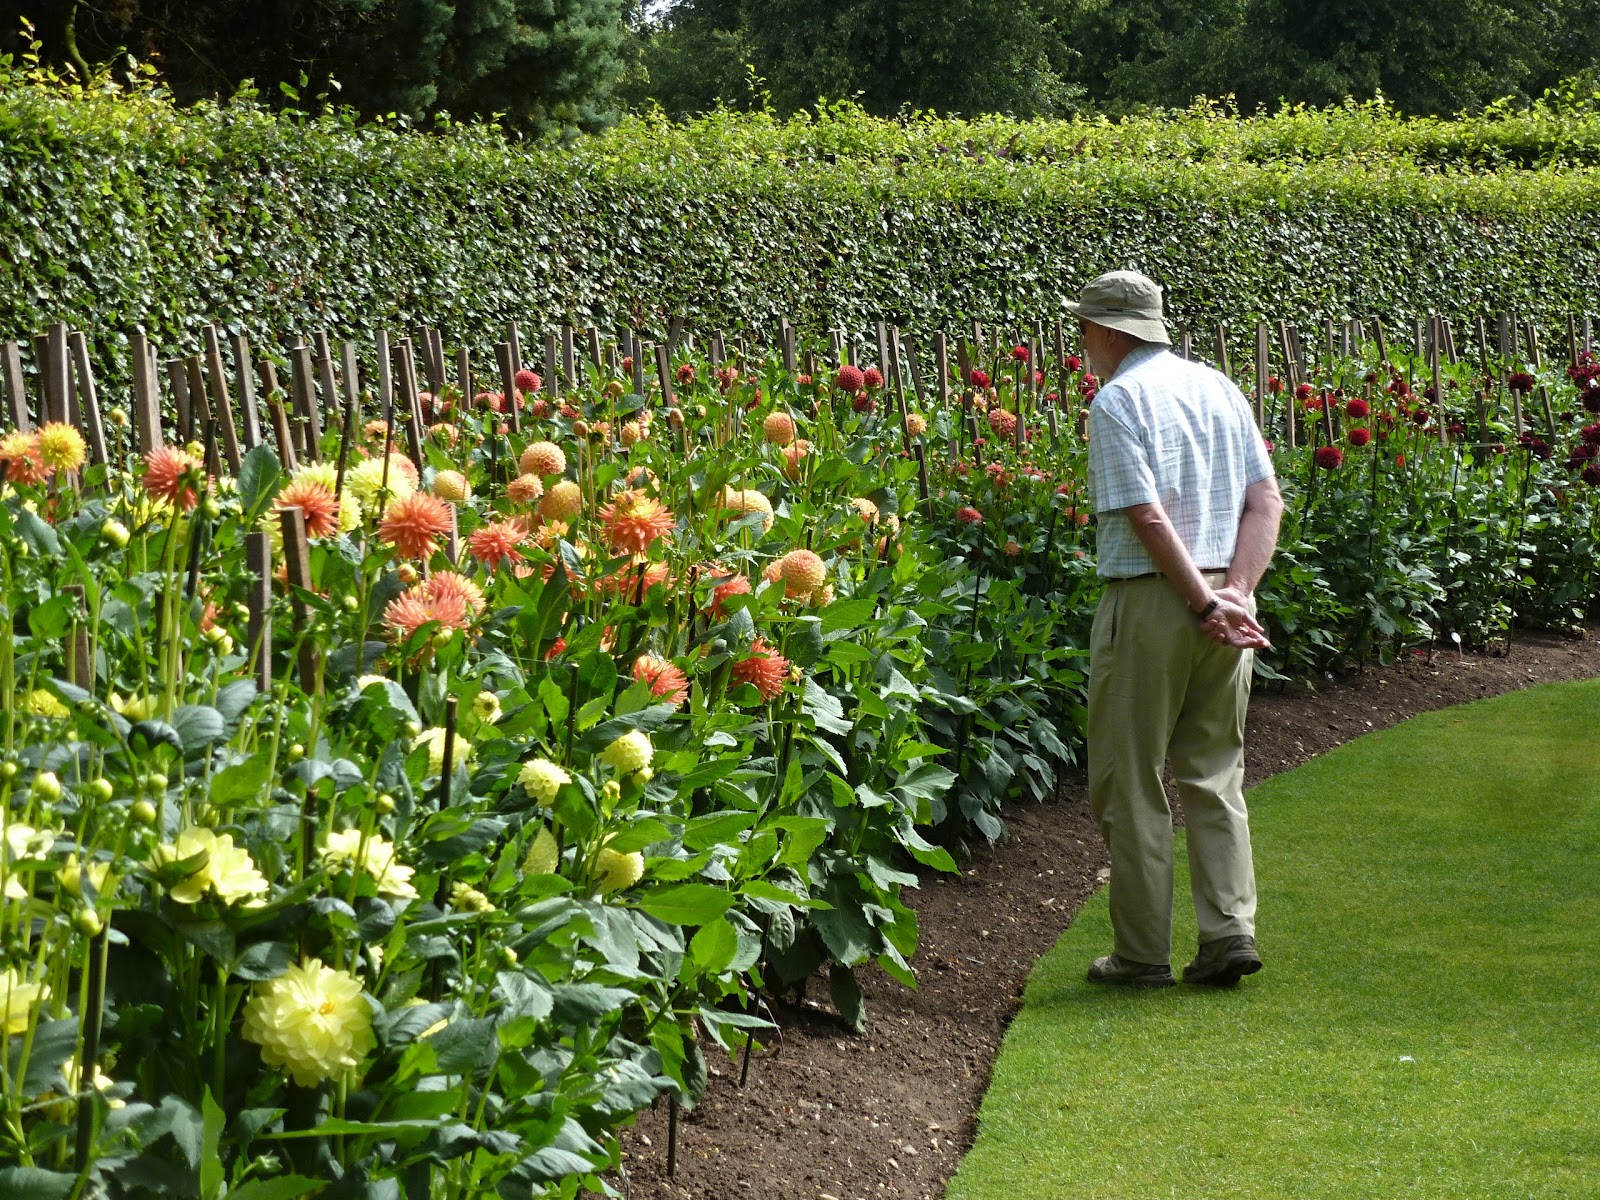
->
[1,65,1598,407]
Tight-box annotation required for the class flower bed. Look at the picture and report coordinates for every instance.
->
[0,326,1596,1196]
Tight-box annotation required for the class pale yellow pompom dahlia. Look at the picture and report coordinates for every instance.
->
[346,454,416,508]
[319,828,419,900]
[517,758,570,804]
[242,959,375,1087]
[432,469,471,504]
[522,825,560,875]
[598,731,653,776]
[153,827,268,906]
[594,840,645,895]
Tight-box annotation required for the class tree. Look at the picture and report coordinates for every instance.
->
[625,0,1087,118]
[2,0,631,135]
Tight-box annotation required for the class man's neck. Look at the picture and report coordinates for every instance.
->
[1109,342,1163,380]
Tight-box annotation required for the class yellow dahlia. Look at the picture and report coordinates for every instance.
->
[414,727,474,775]
[0,966,50,1036]
[241,959,375,1087]
[319,828,418,900]
[25,689,69,719]
[598,731,653,776]
[37,422,86,472]
[720,487,774,532]
[153,827,269,906]
[432,469,471,504]
[594,843,645,895]
[346,454,416,508]
[522,825,560,875]
[449,882,495,913]
[539,480,583,523]
[517,758,571,804]
[599,489,675,555]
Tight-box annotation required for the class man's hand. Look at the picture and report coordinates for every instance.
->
[1201,586,1271,650]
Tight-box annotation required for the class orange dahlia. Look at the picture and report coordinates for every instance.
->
[731,638,789,703]
[595,559,670,598]
[466,521,525,570]
[520,441,567,478]
[599,489,675,555]
[274,478,342,539]
[383,589,470,641]
[709,574,752,617]
[781,439,812,480]
[143,444,202,511]
[422,569,486,616]
[763,411,796,446]
[0,431,47,485]
[777,549,826,599]
[507,473,544,505]
[379,492,454,560]
[633,655,689,708]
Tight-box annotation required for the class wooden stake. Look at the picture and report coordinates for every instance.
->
[545,331,561,395]
[496,342,520,439]
[655,344,675,408]
[231,333,262,449]
[204,324,243,472]
[506,320,523,376]
[1214,323,1230,377]
[335,342,360,502]
[166,359,192,443]
[67,332,109,471]
[259,360,298,473]
[903,334,928,409]
[63,584,92,688]
[2,341,29,432]
[586,327,603,375]
[392,338,426,470]
[278,506,319,693]
[246,530,272,692]
[562,325,576,387]
[1254,322,1269,429]
[934,332,951,417]
[44,322,71,425]
[289,340,321,461]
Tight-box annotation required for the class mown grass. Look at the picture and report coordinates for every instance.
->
[947,680,1600,1200]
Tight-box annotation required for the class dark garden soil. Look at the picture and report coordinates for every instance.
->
[609,629,1600,1200]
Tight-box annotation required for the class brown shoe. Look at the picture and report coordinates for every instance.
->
[1182,935,1262,987]
[1087,954,1176,989]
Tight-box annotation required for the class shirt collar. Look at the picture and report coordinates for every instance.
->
[1111,343,1169,381]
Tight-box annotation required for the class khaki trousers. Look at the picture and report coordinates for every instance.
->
[1087,573,1257,966]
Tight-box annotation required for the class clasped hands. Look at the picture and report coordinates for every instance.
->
[1200,585,1271,650]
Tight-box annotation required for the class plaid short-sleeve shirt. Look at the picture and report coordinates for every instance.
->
[1087,345,1274,579]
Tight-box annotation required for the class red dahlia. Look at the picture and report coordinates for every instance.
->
[1314,446,1344,469]
[862,367,884,390]
[1345,397,1370,419]
[1348,427,1372,447]
[514,369,542,395]
[835,364,865,394]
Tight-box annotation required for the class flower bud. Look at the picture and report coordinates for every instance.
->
[74,908,103,937]
[601,779,622,805]
[32,770,62,801]
[131,799,158,826]
[397,564,419,586]
[633,767,654,785]
[144,772,168,793]
[0,761,18,782]
[100,519,130,548]
[107,406,130,428]
[376,793,396,814]
[87,778,113,804]
[203,496,223,520]
[287,744,305,763]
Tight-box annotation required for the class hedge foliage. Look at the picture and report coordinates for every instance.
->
[2,68,1599,398]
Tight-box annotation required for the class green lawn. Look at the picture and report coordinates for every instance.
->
[948,680,1600,1200]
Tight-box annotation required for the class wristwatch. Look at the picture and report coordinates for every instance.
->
[1195,595,1220,620]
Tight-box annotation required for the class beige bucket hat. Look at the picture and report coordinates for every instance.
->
[1063,270,1172,345]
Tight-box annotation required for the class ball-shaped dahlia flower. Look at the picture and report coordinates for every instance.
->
[1314,446,1344,469]
[594,843,645,894]
[835,364,865,394]
[778,549,826,599]
[517,758,571,804]
[432,469,471,504]
[520,441,567,478]
[522,825,560,875]
[1348,427,1372,447]
[514,368,542,395]
[764,411,797,446]
[599,730,654,775]
[905,412,928,437]
[540,480,584,523]
[507,473,544,505]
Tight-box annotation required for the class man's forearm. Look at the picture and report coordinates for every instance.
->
[1127,506,1213,612]
[1225,504,1282,596]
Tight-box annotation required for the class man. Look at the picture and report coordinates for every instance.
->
[1070,269,1283,989]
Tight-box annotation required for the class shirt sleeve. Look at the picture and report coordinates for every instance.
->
[1230,385,1276,485]
[1088,396,1159,513]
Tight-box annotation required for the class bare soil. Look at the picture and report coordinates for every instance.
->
[611,631,1600,1200]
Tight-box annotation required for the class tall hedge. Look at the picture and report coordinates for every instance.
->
[2,75,1598,394]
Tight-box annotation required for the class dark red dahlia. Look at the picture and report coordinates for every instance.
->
[1584,463,1600,487]
[1348,427,1372,447]
[1507,372,1537,393]
[1295,383,1314,401]
[1011,345,1030,362]
[968,368,990,389]
[1079,374,1099,400]
[862,367,884,390]
[835,364,865,394]
[1065,355,1082,372]
[1346,397,1370,419]
[1581,423,1600,446]
[1314,446,1343,469]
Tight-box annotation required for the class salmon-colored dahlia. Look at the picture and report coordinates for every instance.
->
[520,441,566,477]
[275,478,342,539]
[599,489,675,555]
[905,413,928,437]
[379,492,454,560]
[852,497,880,525]
[620,420,645,447]
[143,445,202,510]
[384,589,470,641]
[0,431,47,485]
[721,486,774,531]
[507,473,544,505]
[540,480,584,523]
[423,570,486,616]
[781,439,812,480]
[633,655,689,708]
[595,559,670,598]
[37,423,86,472]
[466,521,525,570]
[762,560,783,586]
[732,638,789,703]
[710,573,753,617]
[763,411,796,446]
[777,549,826,599]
